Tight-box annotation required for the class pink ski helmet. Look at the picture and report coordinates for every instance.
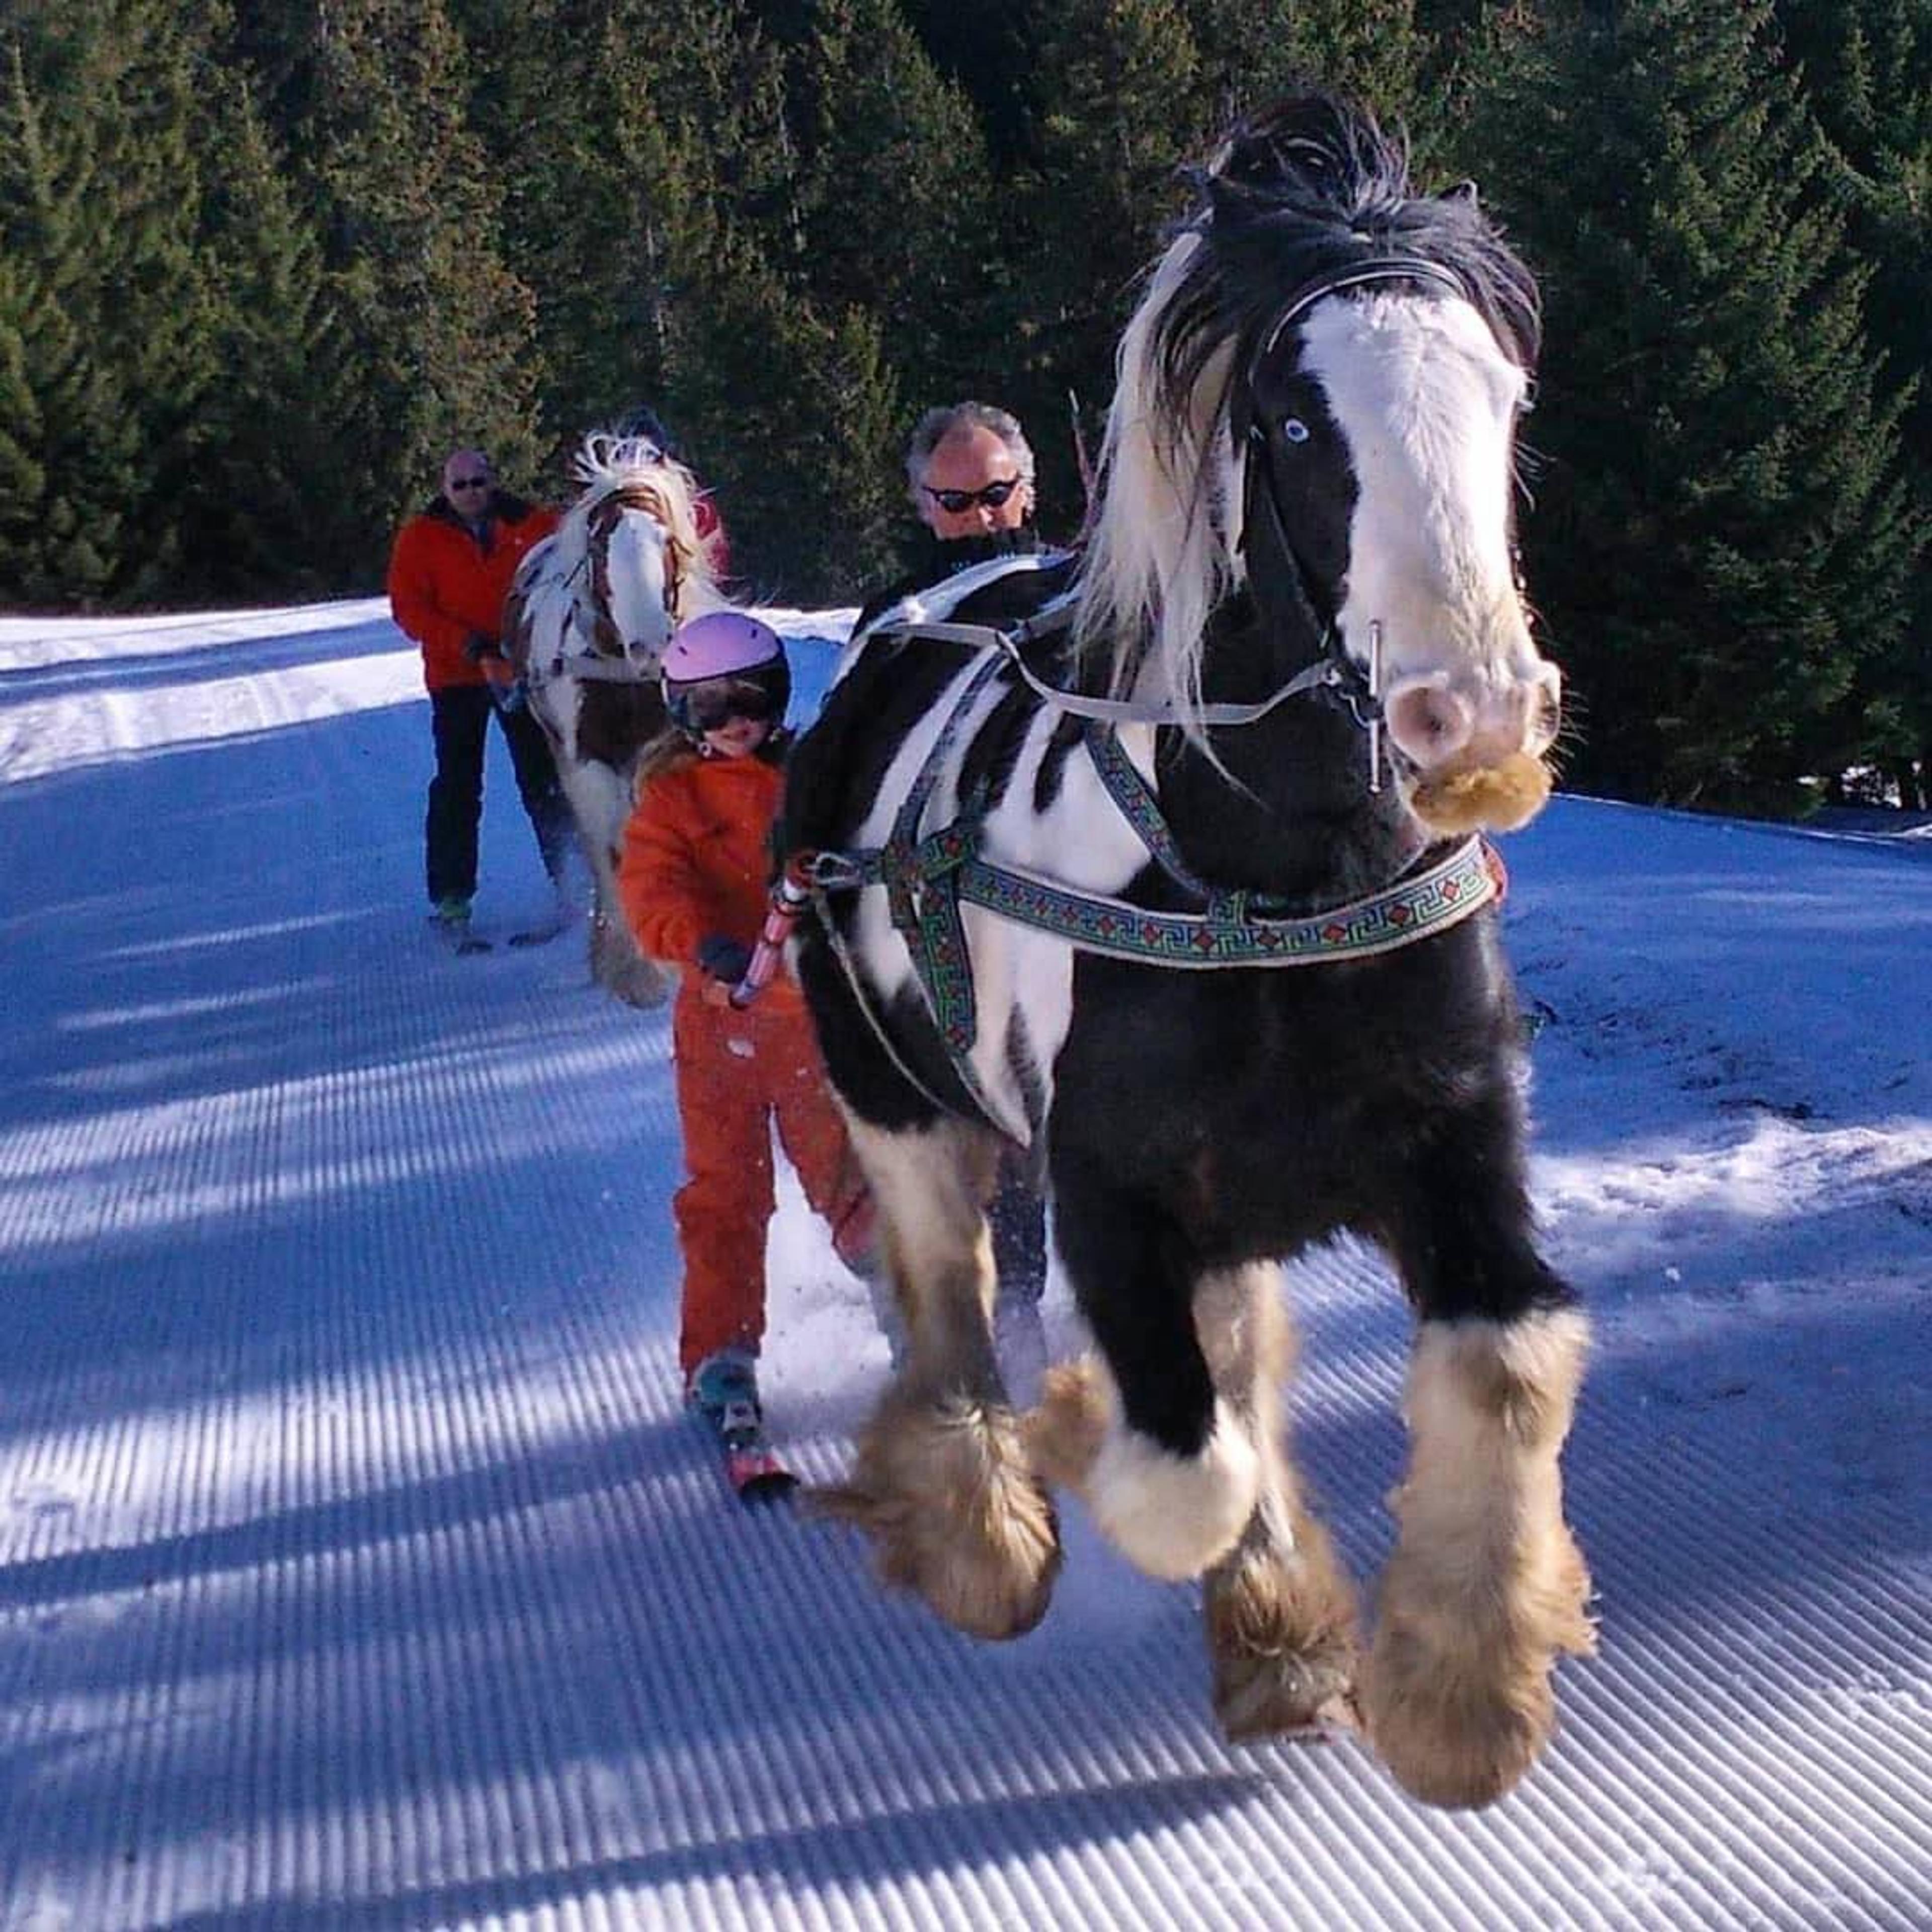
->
[662,611,790,734]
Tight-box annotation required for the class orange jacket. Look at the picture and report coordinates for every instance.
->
[387,493,560,692]
[618,746,803,1013]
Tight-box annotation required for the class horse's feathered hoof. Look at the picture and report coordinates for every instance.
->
[1364,1519,1595,1808]
[812,1388,1061,1640]
[1205,1517,1361,1744]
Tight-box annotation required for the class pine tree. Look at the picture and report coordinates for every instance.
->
[0,27,139,605]
[661,218,905,599]
[1464,0,1917,811]
[1182,0,1425,137]
[477,0,909,595]
[1777,0,1932,805]
[788,0,998,408]
[899,5,1042,166]
[1007,0,1204,524]
[461,0,657,459]
[278,0,544,561]
[87,2,233,601]
[186,61,359,598]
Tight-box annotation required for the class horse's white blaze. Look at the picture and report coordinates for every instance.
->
[600,511,677,671]
[1301,295,1555,769]
[1090,1398,1260,1581]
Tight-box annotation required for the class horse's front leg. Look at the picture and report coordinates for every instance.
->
[1364,1158,1595,1808]
[1025,1168,1260,1583]
[815,1114,1060,1639]
[557,755,665,1008]
[1195,1263,1359,1741]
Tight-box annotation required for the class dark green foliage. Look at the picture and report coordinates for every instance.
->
[286,0,545,560]
[184,67,360,599]
[1184,0,1424,134]
[788,0,994,404]
[1464,0,1918,812]
[0,18,150,605]
[1776,0,1932,803]
[998,0,1202,527]
[4,0,1926,811]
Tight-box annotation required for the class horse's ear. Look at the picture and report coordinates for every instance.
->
[1441,179,1480,208]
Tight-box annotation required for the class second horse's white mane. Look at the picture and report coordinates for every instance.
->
[555,434,717,616]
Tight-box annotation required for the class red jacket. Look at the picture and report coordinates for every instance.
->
[693,494,730,579]
[388,493,560,692]
[618,746,802,1013]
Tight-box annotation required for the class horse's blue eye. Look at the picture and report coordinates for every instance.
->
[1281,419,1311,444]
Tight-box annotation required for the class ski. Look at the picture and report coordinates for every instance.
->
[689,1355,796,1504]
[506,917,569,949]
[721,1434,797,1504]
[692,1391,796,1503]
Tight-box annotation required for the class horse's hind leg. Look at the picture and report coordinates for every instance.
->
[815,1113,1060,1640]
[1195,1264,1359,1742]
[1365,1174,1594,1807]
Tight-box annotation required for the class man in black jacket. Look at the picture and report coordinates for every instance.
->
[851,401,1055,1393]
[851,400,1048,639]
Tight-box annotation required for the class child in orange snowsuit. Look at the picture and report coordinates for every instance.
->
[616,613,867,1396]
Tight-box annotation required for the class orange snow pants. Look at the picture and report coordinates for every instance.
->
[670,988,857,1381]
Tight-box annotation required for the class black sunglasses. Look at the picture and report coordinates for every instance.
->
[669,677,779,733]
[448,476,492,491]
[923,476,1021,514]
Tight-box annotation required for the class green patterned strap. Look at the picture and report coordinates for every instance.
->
[952,836,1499,967]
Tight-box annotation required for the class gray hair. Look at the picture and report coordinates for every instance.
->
[904,400,1035,501]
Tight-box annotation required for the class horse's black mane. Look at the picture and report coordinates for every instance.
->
[1153,88,1540,421]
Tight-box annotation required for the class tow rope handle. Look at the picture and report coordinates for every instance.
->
[728,856,818,1008]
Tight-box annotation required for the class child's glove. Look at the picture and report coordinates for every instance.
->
[695,935,753,984]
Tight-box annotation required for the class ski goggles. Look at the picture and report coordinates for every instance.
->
[668,676,779,733]
[922,476,1022,514]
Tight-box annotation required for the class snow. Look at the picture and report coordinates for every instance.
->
[1,598,1926,1930]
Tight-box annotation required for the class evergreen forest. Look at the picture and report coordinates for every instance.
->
[4,0,1927,814]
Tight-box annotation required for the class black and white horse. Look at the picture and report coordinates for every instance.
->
[505,436,727,1006]
[781,92,1591,1810]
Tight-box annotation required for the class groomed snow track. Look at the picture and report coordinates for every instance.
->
[1,606,1926,1929]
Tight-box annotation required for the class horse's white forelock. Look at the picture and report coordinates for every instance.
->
[1075,230,1240,737]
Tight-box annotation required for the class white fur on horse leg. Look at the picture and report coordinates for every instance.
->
[1192,1265,1360,1738]
[1364,1308,1595,1809]
[1087,1400,1259,1582]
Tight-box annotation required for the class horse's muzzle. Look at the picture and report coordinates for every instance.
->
[1386,663,1561,834]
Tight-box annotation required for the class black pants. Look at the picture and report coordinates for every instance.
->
[425,686,573,906]
[989,1162,1047,1304]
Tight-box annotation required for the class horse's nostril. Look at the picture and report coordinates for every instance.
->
[1386,684,1473,763]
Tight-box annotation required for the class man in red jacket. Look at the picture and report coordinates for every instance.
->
[388,447,573,944]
